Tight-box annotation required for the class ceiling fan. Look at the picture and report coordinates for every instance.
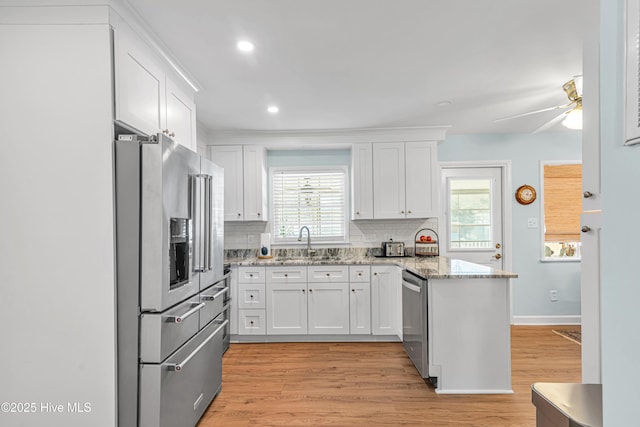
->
[495,75,583,132]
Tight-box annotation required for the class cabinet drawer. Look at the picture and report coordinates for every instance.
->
[238,283,265,309]
[139,318,224,427]
[139,295,201,364]
[238,309,266,335]
[349,265,371,282]
[308,265,349,283]
[266,266,307,283]
[238,266,266,284]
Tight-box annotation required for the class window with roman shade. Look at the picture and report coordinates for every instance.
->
[542,162,582,258]
[271,167,348,243]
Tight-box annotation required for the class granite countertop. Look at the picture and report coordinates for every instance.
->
[226,251,517,280]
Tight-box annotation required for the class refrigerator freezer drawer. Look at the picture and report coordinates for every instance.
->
[139,317,226,427]
[199,282,226,330]
[140,296,201,364]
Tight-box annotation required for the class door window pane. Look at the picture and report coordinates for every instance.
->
[449,179,492,249]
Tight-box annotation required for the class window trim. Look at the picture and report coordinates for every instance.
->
[539,160,582,262]
[269,165,350,246]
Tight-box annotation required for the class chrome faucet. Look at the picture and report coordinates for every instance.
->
[297,226,313,256]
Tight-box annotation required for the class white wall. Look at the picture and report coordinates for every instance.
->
[600,0,640,423]
[438,133,582,321]
[0,23,116,427]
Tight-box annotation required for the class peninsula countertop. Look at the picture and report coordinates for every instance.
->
[226,254,518,280]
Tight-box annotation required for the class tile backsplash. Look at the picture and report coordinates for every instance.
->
[223,218,439,250]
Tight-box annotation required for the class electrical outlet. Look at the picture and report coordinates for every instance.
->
[527,218,538,228]
[549,289,559,302]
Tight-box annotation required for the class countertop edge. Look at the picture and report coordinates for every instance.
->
[226,256,518,280]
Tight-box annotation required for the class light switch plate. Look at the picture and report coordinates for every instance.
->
[527,218,538,228]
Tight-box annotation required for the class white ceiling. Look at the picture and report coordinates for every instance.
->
[126,0,586,134]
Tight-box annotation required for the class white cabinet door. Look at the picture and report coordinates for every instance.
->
[238,283,266,309]
[266,283,307,335]
[209,145,244,221]
[351,143,374,220]
[371,266,400,336]
[243,145,268,221]
[165,77,196,151]
[307,283,350,335]
[405,141,438,218]
[349,281,371,335]
[373,143,406,219]
[115,26,164,137]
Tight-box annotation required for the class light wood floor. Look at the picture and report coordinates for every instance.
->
[198,326,581,426]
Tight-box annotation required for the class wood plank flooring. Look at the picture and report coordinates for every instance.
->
[198,326,581,426]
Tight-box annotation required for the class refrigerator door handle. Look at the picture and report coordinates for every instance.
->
[164,302,206,324]
[166,319,228,372]
[201,287,229,301]
[193,175,206,273]
[205,175,213,272]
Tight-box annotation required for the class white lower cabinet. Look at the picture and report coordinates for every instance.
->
[238,309,266,335]
[266,282,308,335]
[371,265,402,337]
[349,265,371,335]
[307,282,350,334]
[237,266,266,335]
[235,264,377,338]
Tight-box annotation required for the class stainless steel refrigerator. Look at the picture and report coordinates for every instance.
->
[115,133,226,427]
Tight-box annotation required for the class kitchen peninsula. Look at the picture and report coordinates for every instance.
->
[226,250,517,394]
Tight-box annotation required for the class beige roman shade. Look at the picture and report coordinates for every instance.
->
[543,164,582,242]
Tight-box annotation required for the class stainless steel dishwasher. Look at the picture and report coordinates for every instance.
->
[402,269,433,383]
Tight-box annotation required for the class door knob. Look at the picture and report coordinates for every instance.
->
[581,226,591,233]
[494,254,502,260]
[496,243,501,249]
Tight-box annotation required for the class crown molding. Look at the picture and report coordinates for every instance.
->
[208,126,450,149]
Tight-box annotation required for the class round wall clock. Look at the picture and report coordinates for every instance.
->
[515,184,537,205]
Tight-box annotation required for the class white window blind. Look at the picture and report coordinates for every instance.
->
[271,168,347,243]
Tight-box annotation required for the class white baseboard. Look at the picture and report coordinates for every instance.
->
[435,389,514,395]
[512,315,581,325]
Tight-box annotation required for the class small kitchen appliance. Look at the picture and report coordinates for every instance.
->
[382,240,405,257]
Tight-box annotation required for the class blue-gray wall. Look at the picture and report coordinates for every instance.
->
[600,0,640,422]
[439,133,582,320]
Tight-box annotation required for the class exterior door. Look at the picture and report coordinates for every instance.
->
[441,167,504,268]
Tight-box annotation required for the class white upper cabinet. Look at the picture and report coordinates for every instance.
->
[209,145,244,221]
[351,143,374,220]
[373,142,406,219]
[165,78,197,151]
[114,24,197,151]
[243,145,268,221]
[405,141,438,218]
[209,145,268,221]
[355,141,438,220]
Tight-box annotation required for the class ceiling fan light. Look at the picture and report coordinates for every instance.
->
[562,109,582,130]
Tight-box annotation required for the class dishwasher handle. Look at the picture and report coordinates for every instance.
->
[402,280,422,293]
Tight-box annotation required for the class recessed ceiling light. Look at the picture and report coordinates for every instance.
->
[237,40,254,52]
[436,101,452,108]
[267,105,279,114]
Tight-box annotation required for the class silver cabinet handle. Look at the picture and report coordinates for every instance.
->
[201,287,228,301]
[309,289,313,293]
[356,211,360,215]
[257,212,261,217]
[352,289,356,293]
[237,213,242,217]
[165,302,206,324]
[583,191,593,198]
[402,281,421,293]
[408,210,412,214]
[166,319,228,371]
[581,226,591,233]
[400,210,405,214]
[358,272,362,276]
[284,273,288,277]
[326,273,330,277]
[170,132,175,138]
